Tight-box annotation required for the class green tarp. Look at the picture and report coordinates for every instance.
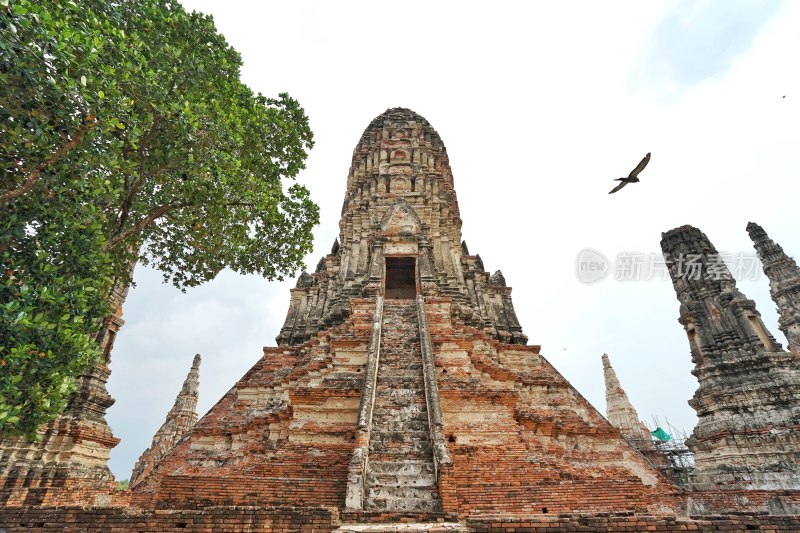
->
[651,426,672,442]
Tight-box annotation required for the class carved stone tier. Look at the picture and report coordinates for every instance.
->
[277,109,526,347]
[661,225,800,492]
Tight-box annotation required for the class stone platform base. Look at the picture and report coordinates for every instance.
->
[2,508,800,532]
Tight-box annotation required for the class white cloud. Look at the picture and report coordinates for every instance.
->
[632,0,787,101]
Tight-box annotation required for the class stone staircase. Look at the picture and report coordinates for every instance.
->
[365,300,441,513]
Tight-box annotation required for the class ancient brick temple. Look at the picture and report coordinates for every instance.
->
[1,109,800,532]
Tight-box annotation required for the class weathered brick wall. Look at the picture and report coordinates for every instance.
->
[686,489,800,515]
[467,514,800,532]
[130,299,377,510]
[0,506,337,532]
[2,508,799,532]
[0,474,128,508]
[425,297,683,516]
[153,457,351,509]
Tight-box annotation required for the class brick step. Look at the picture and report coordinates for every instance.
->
[369,440,433,455]
[377,352,422,359]
[381,350,420,357]
[368,451,435,464]
[366,460,435,476]
[364,494,441,513]
[372,403,427,413]
[376,370,423,379]
[376,362,421,369]
[372,402,426,411]
[371,420,428,431]
[375,375,424,387]
[369,429,430,442]
[371,412,428,424]
[367,458,435,475]
[377,420,429,432]
[366,472,437,487]
[371,407,427,416]
[371,388,427,400]
[367,484,440,500]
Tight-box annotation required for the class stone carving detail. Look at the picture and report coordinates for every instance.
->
[747,222,800,356]
[277,108,527,346]
[661,225,800,491]
[130,354,201,488]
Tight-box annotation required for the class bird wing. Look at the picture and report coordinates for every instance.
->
[628,152,651,178]
[608,181,628,194]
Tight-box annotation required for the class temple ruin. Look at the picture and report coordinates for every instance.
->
[1,109,799,531]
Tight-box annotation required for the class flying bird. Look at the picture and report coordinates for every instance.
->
[608,152,651,194]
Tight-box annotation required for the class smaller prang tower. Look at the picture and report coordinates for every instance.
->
[747,222,800,357]
[602,354,651,446]
[661,225,800,493]
[130,354,201,488]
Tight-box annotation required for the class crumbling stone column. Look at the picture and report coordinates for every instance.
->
[747,221,800,357]
[661,225,800,491]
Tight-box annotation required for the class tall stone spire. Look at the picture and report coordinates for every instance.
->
[747,221,800,356]
[661,225,800,491]
[277,108,526,346]
[130,354,201,488]
[602,354,650,445]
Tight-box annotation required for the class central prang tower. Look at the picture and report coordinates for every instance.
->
[130,109,679,523]
[277,108,526,347]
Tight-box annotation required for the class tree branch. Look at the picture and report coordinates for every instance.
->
[139,114,161,158]
[106,202,185,249]
[0,119,97,204]
[117,114,161,235]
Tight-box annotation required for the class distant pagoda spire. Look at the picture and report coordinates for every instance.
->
[130,354,201,488]
[602,354,651,446]
[747,222,800,356]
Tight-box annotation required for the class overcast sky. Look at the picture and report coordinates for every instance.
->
[106,1,800,479]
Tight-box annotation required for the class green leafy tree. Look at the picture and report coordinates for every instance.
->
[1,183,114,436]
[1,0,318,436]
